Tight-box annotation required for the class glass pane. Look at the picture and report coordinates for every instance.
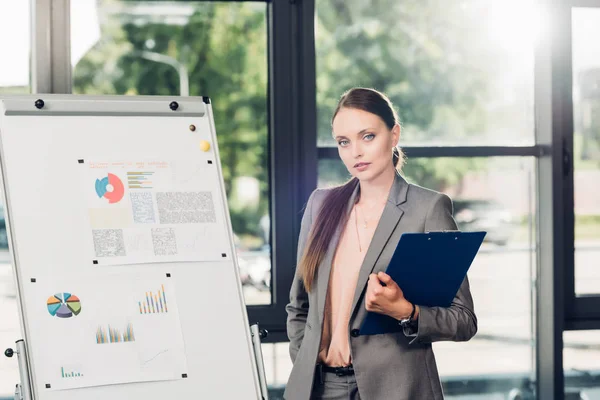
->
[572,8,600,296]
[263,342,292,396]
[564,330,600,399]
[0,1,30,94]
[315,0,538,147]
[0,2,30,396]
[71,1,271,305]
[317,157,538,398]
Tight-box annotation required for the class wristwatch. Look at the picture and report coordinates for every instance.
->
[399,302,416,326]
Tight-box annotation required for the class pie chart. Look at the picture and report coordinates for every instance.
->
[47,293,81,318]
[95,173,125,204]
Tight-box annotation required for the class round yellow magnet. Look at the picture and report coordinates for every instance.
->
[199,140,211,152]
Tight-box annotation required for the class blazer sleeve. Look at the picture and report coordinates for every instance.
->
[403,193,478,344]
[285,189,318,362]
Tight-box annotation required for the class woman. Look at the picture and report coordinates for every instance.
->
[284,88,477,400]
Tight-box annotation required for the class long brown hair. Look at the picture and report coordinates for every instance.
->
[298,88,405,292]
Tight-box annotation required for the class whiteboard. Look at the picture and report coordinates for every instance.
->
[0,95,262,400]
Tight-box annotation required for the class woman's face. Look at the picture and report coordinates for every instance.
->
[332,107,400,182]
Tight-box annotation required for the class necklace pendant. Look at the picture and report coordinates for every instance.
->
[363,222,367,229]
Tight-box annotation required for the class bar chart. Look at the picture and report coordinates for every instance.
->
[96,322,135,344]
[138,284,168,314]
[61,367,83,378]
[127,171,155,189]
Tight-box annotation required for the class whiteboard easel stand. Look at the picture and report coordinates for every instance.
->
[0,95,270,400]
[4,339,33,400]
[250,324,269,399]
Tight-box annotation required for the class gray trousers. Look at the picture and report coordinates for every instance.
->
[311,371,361,400]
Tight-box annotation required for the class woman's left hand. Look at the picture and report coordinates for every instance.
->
[365,271,413,320]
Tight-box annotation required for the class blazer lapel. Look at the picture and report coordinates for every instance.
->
[349,173,408,316]
[317,182,360,322]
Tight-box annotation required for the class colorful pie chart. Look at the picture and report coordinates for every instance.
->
[95,173,124,204]
[47,293,81,318]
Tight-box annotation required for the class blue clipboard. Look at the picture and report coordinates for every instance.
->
[359,231,486,335]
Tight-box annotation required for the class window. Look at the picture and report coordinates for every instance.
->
[572,8,600,297]
[0,1,30,94]
[315,0,538,147]
[318,157,538,398]
[3,0,597,397]
[564,330,600,399]
[266,156,540,398]
[314,0,547,396]
[71,0,271,306]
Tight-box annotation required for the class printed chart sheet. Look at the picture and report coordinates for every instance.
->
[34,275,188,390]
[84,160,230,265]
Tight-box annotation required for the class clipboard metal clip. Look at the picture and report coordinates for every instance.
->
[423,230,461,240]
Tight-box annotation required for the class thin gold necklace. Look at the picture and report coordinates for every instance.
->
[354,205,363,252]
[356,203,367,229]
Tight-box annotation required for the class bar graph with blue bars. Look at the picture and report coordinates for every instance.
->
[138,284,168,315]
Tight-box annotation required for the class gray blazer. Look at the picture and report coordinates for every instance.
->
[284,173,477,400]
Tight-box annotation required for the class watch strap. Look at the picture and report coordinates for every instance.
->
[399,302,415,326]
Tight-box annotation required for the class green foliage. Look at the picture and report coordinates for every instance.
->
[73,2,268,238]
[316,0,500,190]
[72,0,538,236]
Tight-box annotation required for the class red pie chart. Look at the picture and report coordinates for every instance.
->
[95,173,125,204]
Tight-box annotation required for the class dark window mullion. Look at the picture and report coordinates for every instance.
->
[246,0,318,343]
[570,297,600,322]
[245,0,293,336]
[318,145,549,159]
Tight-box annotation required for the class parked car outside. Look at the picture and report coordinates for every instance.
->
[452,198,518,246]
[238,245,271,291]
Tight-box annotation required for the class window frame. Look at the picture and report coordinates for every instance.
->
[559,0,600,328]
[311,1,589,399]
[28,0,600,398]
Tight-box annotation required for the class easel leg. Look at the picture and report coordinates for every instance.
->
[4,339,33,400]
[250,324,269,400]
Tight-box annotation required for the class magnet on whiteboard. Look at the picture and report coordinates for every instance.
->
[199,141,211,152]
